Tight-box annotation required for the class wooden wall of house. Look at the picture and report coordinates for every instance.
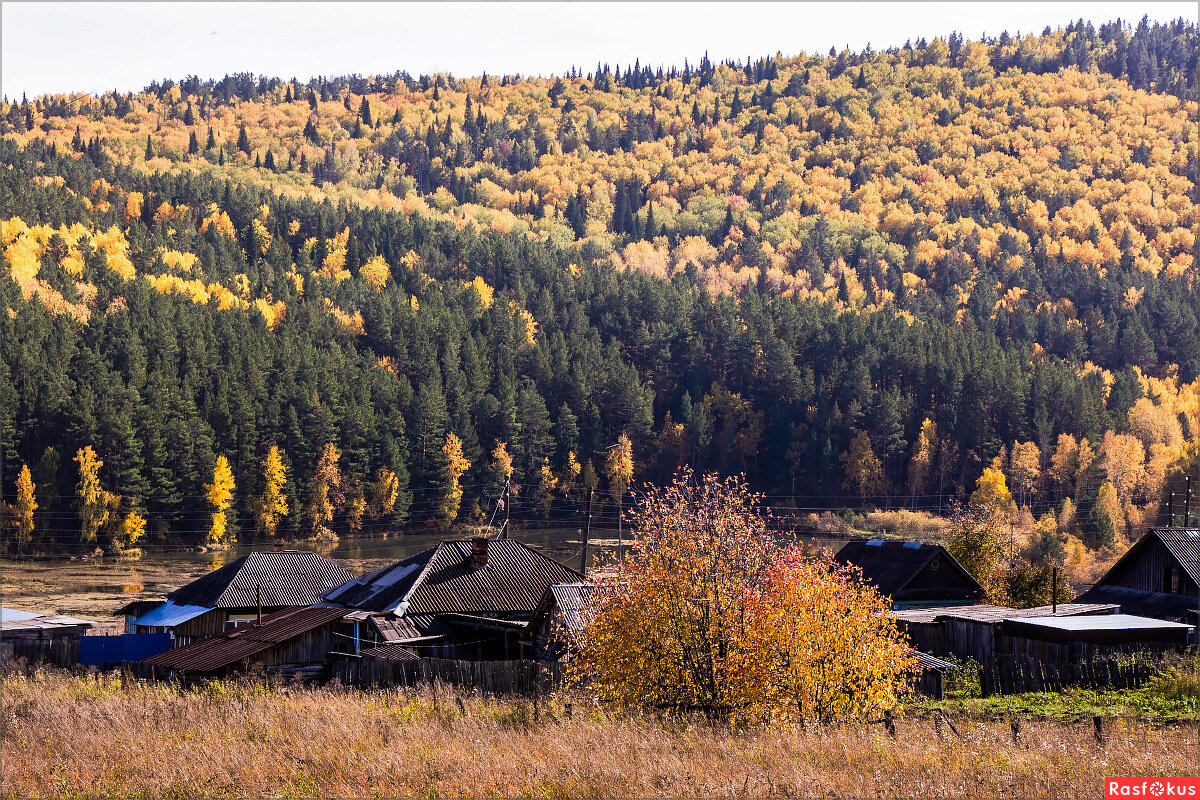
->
[157,609,227,646]
[899,562,981,603]
[1105,538,1197,596]
[1000,634,1184,663]
[256,624,336,668]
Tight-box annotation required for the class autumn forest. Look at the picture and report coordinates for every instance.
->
[1,17,1197,585]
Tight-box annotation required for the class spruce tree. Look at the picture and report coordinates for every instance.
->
[145,134,153,160]
[237,123,251,154]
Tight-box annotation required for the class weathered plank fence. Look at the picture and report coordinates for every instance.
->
[0,638,78,668]
[979,654,1155,696]
[334,657,566,696]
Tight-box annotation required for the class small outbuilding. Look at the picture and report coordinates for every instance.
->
[1000,613,1193,662]
[141,606,350,680]
[833,539,984,609]
[1,607,94,666]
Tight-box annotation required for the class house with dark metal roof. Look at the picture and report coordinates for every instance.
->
[126,551,354,647]
[141,606,351,679]
[833,539,984,609]
[322,537,582,660]
[1075,528,1200,623]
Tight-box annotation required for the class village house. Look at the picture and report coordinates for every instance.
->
[321,537,582,661]
[1075,527,1200,623]
[120,551,354,647]
[833,539,984,609]
[1,607,94,667]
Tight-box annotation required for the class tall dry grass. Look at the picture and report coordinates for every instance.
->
[1,667,1194,798]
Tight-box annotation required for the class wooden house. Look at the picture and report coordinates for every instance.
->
[322,537,582,660]
[833,539,984,609]
[140,606,350,680]
[124,551,354,646]
[1075,527,1199,623]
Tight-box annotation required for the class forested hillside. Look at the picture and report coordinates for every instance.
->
[1,17,1196,559]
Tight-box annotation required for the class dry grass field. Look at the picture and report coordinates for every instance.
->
[1,667,1193,799]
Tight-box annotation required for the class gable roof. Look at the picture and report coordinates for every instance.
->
[1151,528,1200,583]
[833,539,982,599]
[142,606,349,673]
[323,539,582,617]
[167,551,354,609]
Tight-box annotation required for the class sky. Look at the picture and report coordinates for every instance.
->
[3,2,1195,98]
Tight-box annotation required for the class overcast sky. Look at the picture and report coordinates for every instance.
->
[3,2,1194,98]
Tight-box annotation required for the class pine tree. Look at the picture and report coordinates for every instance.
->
[188,131,199,155]
[144,134,153,160]
[360,97,372,126]
[237,123,251,154]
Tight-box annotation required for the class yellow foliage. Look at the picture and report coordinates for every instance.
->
[439,432,470,526]
[466,275,495,309]
[360,255,390,291]
[253,445,289,538]
[205,455,236,545]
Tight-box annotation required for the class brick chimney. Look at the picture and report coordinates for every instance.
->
[470,537,490,568]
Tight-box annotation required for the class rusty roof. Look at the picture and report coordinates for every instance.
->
[324,539,582,617]
[141,606,348,672]
[360,643,420,661]
[167,551,354,609]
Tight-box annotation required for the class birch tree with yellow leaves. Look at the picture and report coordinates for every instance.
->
[439,432,470,527]
[205,455,236,546]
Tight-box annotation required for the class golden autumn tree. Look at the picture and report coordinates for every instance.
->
[253,445,289,538]
[1008,441,1042,507]
[605,432,634,555]
[575,469,914,722]
[366,467,399,521]
[115,510,146,550]
[841,430,887,501]
[74,446,119,545]
[537,457,558,517]
[307,443,343,539]
[15,464,36,552]
[906,418,938,500]
[439,432,470,527]
[558,450,582,498]
[205,455,237,546]
[969,466,1014,515]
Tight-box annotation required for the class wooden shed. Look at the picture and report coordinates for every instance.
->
[1,607,94,667]
[893,602,1118,663]
[140,606,350,680]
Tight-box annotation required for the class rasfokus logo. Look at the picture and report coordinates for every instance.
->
[1107,778,1200,798]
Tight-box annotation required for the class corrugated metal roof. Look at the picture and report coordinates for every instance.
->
[360,643,420,661]
[131,601,212,628]
[2,613,94,632]
[168,551,354,609]
[324,539,582,617]
[894,602,1118,624]
[1074,584,1196,622]
[910,649,953,671]
[1152,528,1200,584]
[1003,614,1192,632]
[141,606,348,672]
[833,540,983,599]
[549,583,598,635]
[0,608,40,622]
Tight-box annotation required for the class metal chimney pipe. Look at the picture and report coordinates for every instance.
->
[256,585,262,625]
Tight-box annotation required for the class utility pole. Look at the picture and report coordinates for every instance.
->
[582,488,593,576]
[1185,475,1192,527]
[503,479,511,538]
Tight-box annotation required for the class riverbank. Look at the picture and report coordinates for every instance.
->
[1,668,1193,799]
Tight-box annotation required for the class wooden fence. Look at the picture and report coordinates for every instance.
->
[333,656,566,696]
[979,654,1156,696]
[0,638,80,668]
